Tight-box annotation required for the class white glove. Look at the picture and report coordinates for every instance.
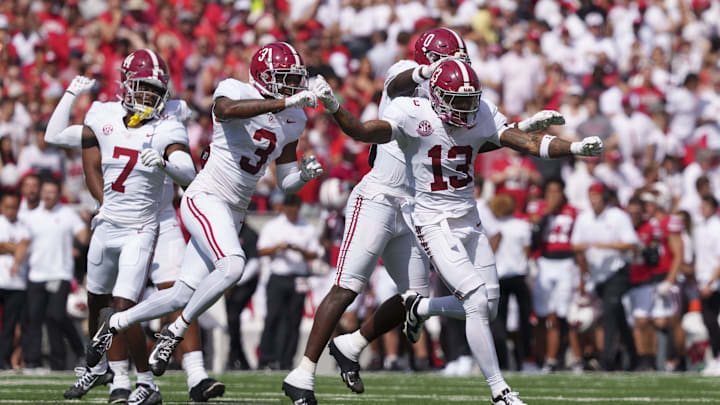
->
[285,90,318,110]
[418,56,457,80]
[300,155,324,182]
[67,75,96,96]
[312,75,339,113]
[570,136,603,156]
[657,280,673,297]
[140,148,165,168]
[518,110,565,132]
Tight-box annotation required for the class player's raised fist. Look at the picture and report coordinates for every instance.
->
[518,110,565,133]
[312,75,339,113]
[570,136,603,157]
[140,148,165,168]
[67,76,96,96]
[300,154,324,182]
[285,90,318,110]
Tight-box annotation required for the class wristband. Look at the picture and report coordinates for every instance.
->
[539,135,556,159]
[412,66,426,84]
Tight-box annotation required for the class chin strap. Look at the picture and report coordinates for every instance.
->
[128,107,152,126]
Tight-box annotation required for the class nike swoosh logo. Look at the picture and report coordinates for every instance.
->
[287,120,296,124]
[146,134,153,138]
[93,322,105,340]
[476,222,482,227]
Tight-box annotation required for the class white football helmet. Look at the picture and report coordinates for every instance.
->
[319,178,350,210]
[568,296,597,333]
[66,287,89,319]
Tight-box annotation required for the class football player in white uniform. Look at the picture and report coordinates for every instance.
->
[43,49,196,405]
[283,28,472,404]
[45,50,224,403]
[84,42,322,381]
[314,59,602,405]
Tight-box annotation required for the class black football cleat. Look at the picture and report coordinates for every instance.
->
[282,381,317,405]
[149,325,183,376]
[63,366,115,399]
[108,388,131,404]
[328,339,364,394]
[86,307,117,367]
[189,378,225,402]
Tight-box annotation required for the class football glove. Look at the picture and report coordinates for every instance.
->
[285,90,318,110]
[518,110,565,133]
[67,75,96,96]
[140,148,165,168]
[300,155,324,182]
[312,75,340,113]
[418,55,458,80]
[570,136,603,157]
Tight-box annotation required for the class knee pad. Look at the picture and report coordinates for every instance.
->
[462,285,489,320]
[216,254,246,284]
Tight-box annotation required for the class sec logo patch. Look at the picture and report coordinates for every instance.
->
[102,124,113,135]
[416,120,434,136]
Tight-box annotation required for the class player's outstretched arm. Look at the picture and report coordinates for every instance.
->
[213,91,317,122]
[45,76,96,148]
[275,140,324,194]
[499,127,603,159]
[313,76,392,144]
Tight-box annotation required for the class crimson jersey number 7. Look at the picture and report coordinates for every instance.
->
[428,144,473,191]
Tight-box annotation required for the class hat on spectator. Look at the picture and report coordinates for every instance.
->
[588,182,605,194]
[585,12,604,27]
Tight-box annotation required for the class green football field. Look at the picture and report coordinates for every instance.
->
[0,371,717,405]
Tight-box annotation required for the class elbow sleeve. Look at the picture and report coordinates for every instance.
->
[164,150,196,186]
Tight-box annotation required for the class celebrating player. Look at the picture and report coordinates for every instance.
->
[46,51,225,403]
[313,59,602,405]
[84,42,322,381]
[283,28,471,403]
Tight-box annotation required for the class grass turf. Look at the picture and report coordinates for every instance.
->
[0,371,716,405]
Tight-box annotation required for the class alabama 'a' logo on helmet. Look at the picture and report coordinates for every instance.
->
[416,120,434,136]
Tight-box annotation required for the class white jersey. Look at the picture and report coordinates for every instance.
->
[383,96,506,226]
[186,79,306,210]
[84,101,188,228]
[357,59,425,199]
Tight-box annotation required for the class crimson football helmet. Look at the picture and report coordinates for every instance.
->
[249,42,308,99]
[429,59,482,128]
[118,48,170,119]
[414,28,470,65]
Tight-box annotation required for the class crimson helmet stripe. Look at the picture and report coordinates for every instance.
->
[455,60,471,87]
[282,42,301,66]
[444,28,465,51]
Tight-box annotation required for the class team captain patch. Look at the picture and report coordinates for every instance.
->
[416,120,433,136]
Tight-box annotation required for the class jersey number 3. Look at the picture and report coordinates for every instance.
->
[428,145,473,191]
[240,129,277,175]
[111,147,139,193]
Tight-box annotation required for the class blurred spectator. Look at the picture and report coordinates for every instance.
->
[694,196,720,376]
[490,149,541,215]
[22,178,88,370]
[225,225,259,371]
[257,195,323,370]
[16,123,64,178]
[488,194,532,371]
[572,183,638,370]
[18,174,41,216]
[0,193,30,369]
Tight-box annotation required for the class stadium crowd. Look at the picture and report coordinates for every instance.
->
[1,0,720,377]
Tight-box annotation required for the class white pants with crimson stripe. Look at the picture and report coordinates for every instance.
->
[179,192,246,289]
[335,188,429,296]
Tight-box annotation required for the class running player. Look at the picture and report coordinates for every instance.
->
[313,59,602,405]
[84,43,322,383]
[46,51,224,402]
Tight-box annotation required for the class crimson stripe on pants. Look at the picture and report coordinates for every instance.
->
[187,197,225,260]
[335,195,363,285]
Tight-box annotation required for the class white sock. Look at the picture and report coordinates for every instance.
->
[181,255,245,322]
[136,371,154,387]
[333,330,368,362]
[109,360,130,391]
[426,296,466,319]
[182,351,208,390]
[283,357,317,390]
[115,283,193,331]
[169,316,190,338]
[90,356,108,375]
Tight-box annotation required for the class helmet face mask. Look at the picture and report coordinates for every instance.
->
[425,49,470,64]
[117,49,170,120]
[265,68,308,97]
[122,76,168,116]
